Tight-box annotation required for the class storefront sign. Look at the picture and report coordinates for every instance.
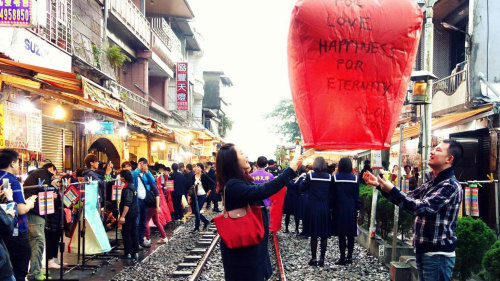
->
[94,122,114,135]
[176,62,188,111]
[371,150,382,169]
[0,27,72,72]
[0,104,5,149]
[2,101,42,151]
[0,0,31,27]
[26,109,41,151]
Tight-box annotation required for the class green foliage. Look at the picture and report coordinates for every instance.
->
[454,216,496,281]
[482,240,500,281]
[106,44,131,70]
[266,98,301,142]
[218,115,233,138]
[358,184,415,240]
[91,44,101,69]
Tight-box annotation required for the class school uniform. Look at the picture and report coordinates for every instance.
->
[300,171,333,238]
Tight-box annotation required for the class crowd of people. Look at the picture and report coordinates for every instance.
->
[1,138,464,281]
[0,148,219,281]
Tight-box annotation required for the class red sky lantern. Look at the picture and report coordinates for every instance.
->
[288,0,422,150]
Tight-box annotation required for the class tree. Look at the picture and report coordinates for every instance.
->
[266,98,301,142]
[219,115,233,138]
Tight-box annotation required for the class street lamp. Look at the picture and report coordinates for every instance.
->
[409,70,438,104]
[441,22,471,53]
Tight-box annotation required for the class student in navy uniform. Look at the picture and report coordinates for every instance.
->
[204,162,220,212]
[300,157,333,267]
[216,144,305,281]
[283,165,306,233]
[331,157,361,265]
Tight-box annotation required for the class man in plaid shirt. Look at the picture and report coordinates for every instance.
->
[363,139,463,281]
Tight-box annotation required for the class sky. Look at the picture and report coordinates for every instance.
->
[189,0,297,161]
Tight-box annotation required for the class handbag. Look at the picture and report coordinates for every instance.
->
[139,175,156,207]
[213,186,265,249]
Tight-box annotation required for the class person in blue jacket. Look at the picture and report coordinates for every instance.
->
[216,143,305,281]
[132,158,158,248]
[331,157,361,265]
[300,156,333,267]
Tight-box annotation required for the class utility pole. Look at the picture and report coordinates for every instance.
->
[421,0,435,174]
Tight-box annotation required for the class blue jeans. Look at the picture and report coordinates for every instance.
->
[416,253,455,281]
[191,195,209,230]
[136,199,149,244]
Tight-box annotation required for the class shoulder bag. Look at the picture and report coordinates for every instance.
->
[213,185,265,249]
[139,175,156,207]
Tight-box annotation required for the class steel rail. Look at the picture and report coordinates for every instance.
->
[189,233,220,281]
[273,231,287,281]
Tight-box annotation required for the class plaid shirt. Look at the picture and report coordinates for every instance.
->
[382,167,462,253]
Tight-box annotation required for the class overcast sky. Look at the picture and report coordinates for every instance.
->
[190,0,296,161]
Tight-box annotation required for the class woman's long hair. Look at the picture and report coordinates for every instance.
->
[216,143,252,193]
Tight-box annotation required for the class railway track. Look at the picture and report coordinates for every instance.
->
[171,224,220,281]
[272,231,287,281]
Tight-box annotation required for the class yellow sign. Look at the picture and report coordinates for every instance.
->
[0,103,4,148]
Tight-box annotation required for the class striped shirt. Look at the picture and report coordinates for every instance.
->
[381,167,462,253]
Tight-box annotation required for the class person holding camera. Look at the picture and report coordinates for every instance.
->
[0,149,36,281]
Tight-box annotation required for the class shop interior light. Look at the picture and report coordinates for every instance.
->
[53,105,66,120]
[20,100,36,113]
[85,120,101,134]
[118,127,128,138]
[159,142,166,150]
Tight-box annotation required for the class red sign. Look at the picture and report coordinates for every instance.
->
[176,62,188,111]
[288,0,422,150]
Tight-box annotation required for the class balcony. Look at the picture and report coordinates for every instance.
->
[149,17,183,67]
[433,69,468,97]
[432,65,469,114]
[108,0,151,48]
[110,81,149,116]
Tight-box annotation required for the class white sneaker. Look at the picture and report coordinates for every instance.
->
[157,237,169,244]
[145,239,151,245]
[48,258,61,269]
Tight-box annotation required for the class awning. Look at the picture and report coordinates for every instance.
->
[391,105,494,144]
[82,77,121,111]
[0,57,82,94]
[122,104,153,132]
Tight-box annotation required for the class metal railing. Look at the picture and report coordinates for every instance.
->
[109,0,151,46]
[432,69,468,96]
[149,17,183,61]
[33,0,73,53]
[110,81,149,116]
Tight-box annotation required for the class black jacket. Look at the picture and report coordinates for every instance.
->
[119,183,138,219]
[0,206,16,279]
[189,174,215,197]
[171,171,186,196]
[220,168,296,281]
[23,168,54,216]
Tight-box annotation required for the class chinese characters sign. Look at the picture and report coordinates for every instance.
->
[176,62,188,111]
[0,0,31,27]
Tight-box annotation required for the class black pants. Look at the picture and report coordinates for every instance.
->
[45,230,61,260]
[3,233,31,281]
[122,214,139,256]
[172,195,183,220]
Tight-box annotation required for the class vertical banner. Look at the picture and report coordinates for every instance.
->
[464,186,471,216]
[470,185,479,217]
[38,191,55,215]
[111,185,122,201]
[176,62,189,111]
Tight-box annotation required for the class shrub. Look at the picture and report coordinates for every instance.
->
[358,184,415,240]
[454,216,496,281]
[482,240,500,281]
